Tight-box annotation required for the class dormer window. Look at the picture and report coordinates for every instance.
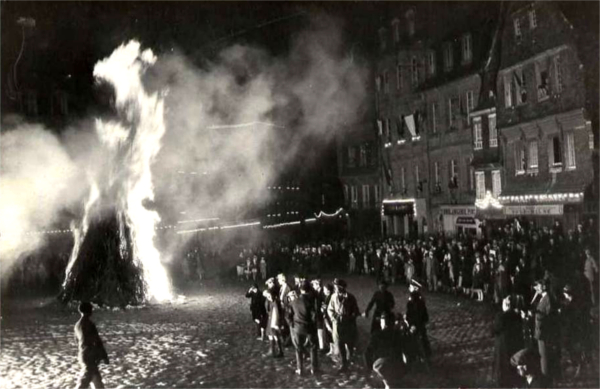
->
[378,27,388,50]
[513,18,522,42]
[461,34,472,64]
[392,19,400,43]
[444,43,453,71]
[405,9,415,37]
[529,9,537,29]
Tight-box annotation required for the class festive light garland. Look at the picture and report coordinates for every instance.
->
[380,198,417,217]
[177,217,220,224]
[475,191,503,209]
[314,208,345,218]
[498,192,584,204]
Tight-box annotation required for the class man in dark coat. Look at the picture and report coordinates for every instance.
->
[75,302,109,389]
[405,279,431,360]
[364,312,406,389]
[530,279,561,385]
[364,280,395,333]
[493,296,524,387]
[289,281,320,375]
[245,283,268,340]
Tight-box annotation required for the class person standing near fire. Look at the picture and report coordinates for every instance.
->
[75,302,109,389]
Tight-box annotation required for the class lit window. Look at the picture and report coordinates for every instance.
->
[474,118,483,150]
[489,114,498,147]
[450,159,458,188]
[492,170,502,198]
[467,157,474,191]
[529,9,537,29]
[475,172,485,199]
[566,132,576,169]
[351,186,358,208]
[462,34,472,63]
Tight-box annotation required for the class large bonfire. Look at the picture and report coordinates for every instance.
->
[60,41,173,306]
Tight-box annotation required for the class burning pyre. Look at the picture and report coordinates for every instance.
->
[60,41,173,306]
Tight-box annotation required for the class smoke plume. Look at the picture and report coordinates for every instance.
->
[0,12,368,279]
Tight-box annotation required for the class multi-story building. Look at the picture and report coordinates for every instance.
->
[338,120,382,237]
[375,3,500,237]
[493,1,596,230]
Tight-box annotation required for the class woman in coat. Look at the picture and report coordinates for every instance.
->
[492,296,524,388]
[264,288,284,358]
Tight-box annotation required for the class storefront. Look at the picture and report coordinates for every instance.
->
[438,205,481,237]
[381,199,427,238]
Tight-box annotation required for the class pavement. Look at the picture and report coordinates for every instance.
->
[1,275,598,388]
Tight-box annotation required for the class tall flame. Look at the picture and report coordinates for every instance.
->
[92,40,173,302]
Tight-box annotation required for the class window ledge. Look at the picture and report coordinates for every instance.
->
[549,165,563,173]
[515,170,526,176]
[565,166,576,171]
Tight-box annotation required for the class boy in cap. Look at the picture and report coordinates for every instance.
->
[75,302,109,389]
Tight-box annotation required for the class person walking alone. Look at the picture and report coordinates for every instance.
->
[74,302,109,389]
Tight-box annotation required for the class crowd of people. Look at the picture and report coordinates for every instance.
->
[237,217,598,387]
[245,273,431,387]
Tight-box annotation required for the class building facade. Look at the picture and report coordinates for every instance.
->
[374,3,500,237]
[493,1,596,231]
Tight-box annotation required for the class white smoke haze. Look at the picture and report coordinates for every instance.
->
[0,12,368,283]
[0,120,86,273]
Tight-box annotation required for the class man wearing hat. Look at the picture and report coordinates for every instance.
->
[364,311,406,389]
[363,280,395,334]
[327,278,361,372]
[560,283,591,378]
[406,279,431,361]
[530,278,561,385]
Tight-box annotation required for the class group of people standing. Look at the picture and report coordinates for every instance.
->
[245,273,432,387]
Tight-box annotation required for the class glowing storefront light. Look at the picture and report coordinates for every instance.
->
[476,191,503,209]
